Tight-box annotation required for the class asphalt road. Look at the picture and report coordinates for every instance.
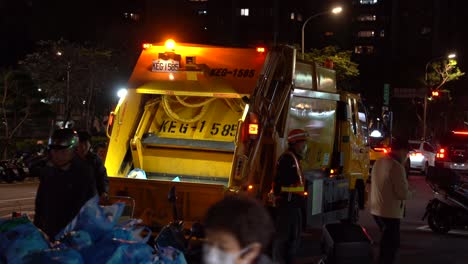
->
[297,173,468,264]
[1,174,467,264]
[0,178,37,219]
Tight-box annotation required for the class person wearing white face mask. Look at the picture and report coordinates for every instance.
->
[203,195,275,264]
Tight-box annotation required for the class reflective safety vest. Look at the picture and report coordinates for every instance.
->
[279,150,305,194]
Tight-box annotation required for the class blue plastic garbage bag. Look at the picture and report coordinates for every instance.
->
[107,225,152,244]
[56,195,125,241]
[153,246,187,264]
[0,216,50,264]
[108,219,152,244]
[56,230,92,251]
[22,247,84,264]
[80,238,154,264]
[79,219,154,264]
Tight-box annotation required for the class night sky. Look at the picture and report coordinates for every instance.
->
[1,0,468,99]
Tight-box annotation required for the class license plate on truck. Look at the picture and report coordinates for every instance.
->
[152,59,179,72]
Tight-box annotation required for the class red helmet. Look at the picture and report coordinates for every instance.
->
[287,129,307,143]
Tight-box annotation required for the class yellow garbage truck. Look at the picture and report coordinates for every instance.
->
[105,40,370,229]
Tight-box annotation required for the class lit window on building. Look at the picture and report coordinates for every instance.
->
[325,31,334,36]
[360,0,378,4]
[357,15,377,21]
[354,45,375,54]
[357,30,375,37]
[198,10,208,15]
[290,12,295,20]
[123,12,140,21]
[241,8,249,16]
[421,27,432,35]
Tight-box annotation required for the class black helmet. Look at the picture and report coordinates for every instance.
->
[48,128,79,150]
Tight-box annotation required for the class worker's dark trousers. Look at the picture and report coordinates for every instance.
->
[272,207,302,264]
[373,215,401,264]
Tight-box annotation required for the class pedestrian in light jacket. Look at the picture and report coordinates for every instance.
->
[370,138,414,264]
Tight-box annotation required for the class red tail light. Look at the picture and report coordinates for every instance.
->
[453,131,468,135]
[256,47,265,53]
[241,112,260,141]
[108,112,115,127]
[436,148,446,160]
[142,43,152,49]
[373,147,390,153]
[106,112,116,138]
[248,124,259,135]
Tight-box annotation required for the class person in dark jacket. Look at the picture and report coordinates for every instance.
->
[272,129,308,264]
[203,195,275,264]
[34,129,97,239]
[77,131,109,199]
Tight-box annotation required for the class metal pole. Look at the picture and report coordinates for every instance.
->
[66,62,71,128]
[422,59,435,140]
[301,12,327,60]
[423,95,427,140]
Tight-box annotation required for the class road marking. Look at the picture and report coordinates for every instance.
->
[0,197,35,203]
[417,225,468,236]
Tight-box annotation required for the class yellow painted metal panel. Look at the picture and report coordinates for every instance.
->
[141,148,234,179]
[128,43,266,96]
[105,90,142,177]
[153,99,242,142]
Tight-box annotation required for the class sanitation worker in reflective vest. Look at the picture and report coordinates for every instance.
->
[272,129,308,264]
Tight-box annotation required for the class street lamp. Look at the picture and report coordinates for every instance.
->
[422,53,456,139]
[301,6,343,60]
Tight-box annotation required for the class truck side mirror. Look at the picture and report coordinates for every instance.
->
[168,186,177,203]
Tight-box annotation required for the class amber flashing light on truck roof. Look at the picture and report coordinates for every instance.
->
[165,39,176,50]
[142,43,152,49]
[256,47,265,53]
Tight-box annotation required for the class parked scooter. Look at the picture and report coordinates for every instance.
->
[423,167,468,233]
[154,186,204,263]
[0,159,23,183]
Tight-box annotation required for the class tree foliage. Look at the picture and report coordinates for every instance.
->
[0,69,49,158]
[303,46,359,90]
[426,59,465,91]
[19,39,117,130]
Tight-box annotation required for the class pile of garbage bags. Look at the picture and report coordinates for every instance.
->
[0,196,186,264]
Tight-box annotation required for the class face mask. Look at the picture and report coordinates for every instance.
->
[203,244,251,264]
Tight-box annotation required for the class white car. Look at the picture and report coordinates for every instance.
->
[408,140,436,175]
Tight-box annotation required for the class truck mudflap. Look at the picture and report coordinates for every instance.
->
[108,177,225,230]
